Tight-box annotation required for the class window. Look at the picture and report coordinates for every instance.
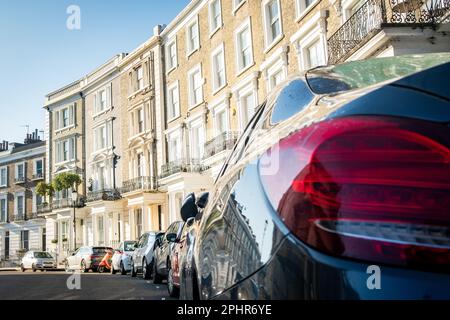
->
[20,230,29,251]
[264,0,282,47]
[55,104,75,130]
[137,108,145,133]
[0,167,7,187]
[215,108,228,135]
[16,194,24,215]
[307,40,326,68]
[209,0,222,34]
[135,209,143,238]
[97,165,106,190]
[186,17,200,55]
[16,163,25,181]
[241,92,256,128]
[297,0,316,18]
[137,153,145,177]
[189,122,205,160]
[188,65,203,107]
[167,130,182,162]
[137,66,144,91]
[0,198,7,222]
[56,137,75,163]
[212,44,226,92]
[61,220,68,241]
[235,20,254,73]
[269,69,285,91]
[166,39,177,71]
[34,159,43,177]
[233,0,246,12]
[94,124,108,151]
[167,83,180,121]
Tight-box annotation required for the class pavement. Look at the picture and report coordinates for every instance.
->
[0,270,175,300]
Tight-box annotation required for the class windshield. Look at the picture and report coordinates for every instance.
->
[124,241,137,251]
[306,53,450,95]
[34,252,53,259]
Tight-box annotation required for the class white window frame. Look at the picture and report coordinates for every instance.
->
[232,71,259,131]
[233,0,246,14]
[234,18,254,76]
[262,0,284,52]
[15,162,25,181]
[188,116,206,161]
[14,192,25,216]
[188,64,204,109]
[167,81,181,122]
[186,16,200,57]
[136,66,144,91]
[55,137,76,165]
[296,0,320,22]
[93,123,108,152]
[54,104,75,132]
[209,0,223,37]
[210,100,230,137]
[0,166,7,187]
[261,46,289,92]
[33,158,44,178]
[211,43,227,94]
[166,38,178,73]
[93,83,113,117]
[0,194,8,222]
[166,129,183,163]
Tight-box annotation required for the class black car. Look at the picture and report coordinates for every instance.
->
[152,220,184,283]
[177,53,450,300]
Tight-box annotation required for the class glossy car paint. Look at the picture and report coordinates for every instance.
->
[178,55,450,300]
[154,221,184,279]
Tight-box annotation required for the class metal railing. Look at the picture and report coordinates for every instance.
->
[328,0,450,64]
[37,203,52,214]
[121,176,157,193]
[14,176,26,184]
[32,172,44,180]
[204,131,240,159]
[87,189,121,202]
[9,213,26,222]
[160,158,209,179]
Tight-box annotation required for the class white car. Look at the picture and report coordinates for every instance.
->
[21,251,56,272]
[130,231,162,279]
[111,241,137,275]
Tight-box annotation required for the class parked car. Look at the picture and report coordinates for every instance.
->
[167,222,191,297]
[65,246,113,273]
[130,231,162,279]
[21,251,56,272]
[152,221,184,284]
[177,53,450,300]
[111,241,137,275]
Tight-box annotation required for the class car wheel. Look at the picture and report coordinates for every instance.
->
[130,260,137,277]
[142,258,151,280]
[111,263,116,275]
[81,260,88,273]
[20,264,25,272]
[152,260,162,284]
[168,265,180,298]
[32,264,37,272]
[65,262,70,273]
[120,261,126,275]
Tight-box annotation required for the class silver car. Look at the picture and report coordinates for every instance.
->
[111,241,137,275]
[21,251,56,272]
[130,231,162,279]
[65,246,113,272]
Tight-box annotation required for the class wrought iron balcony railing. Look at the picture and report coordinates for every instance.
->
[121,176,157,194]
[204,131,240,159]
[327,0,450,64]
[37,203,52,214]
[14,176,26,184]
[160,158,209,179]
[87,189,122,202]
[32,172,44,180]
[49,197,85,210]
[9,213,26,222]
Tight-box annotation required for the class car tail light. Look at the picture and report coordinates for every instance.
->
[259,116,450,272]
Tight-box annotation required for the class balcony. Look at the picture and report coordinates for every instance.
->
[204,131,240,159]
[50,197,85,210]
[32,172,44,181]
[37,203,52,214]
[160,159,209,179]
[14,176,26,184]
[87,189,121,202]
[121,176,157,194]
[9,213,26,222]
[327,0,450,64]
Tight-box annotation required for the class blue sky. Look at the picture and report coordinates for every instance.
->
[0,0,190,143]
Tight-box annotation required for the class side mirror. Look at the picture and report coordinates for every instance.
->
[196,192,209,209]
[180,193,198,222]
[166,233,178,243]
[186,216,195,228]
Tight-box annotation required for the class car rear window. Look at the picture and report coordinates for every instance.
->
[124,242,136,251]
[306,53,450,95]
[92,247,112,254]
[34,252,53,258]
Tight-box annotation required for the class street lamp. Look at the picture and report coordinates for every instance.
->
[71,189,78,251]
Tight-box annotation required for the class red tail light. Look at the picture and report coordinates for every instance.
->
[259,116,450,272]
